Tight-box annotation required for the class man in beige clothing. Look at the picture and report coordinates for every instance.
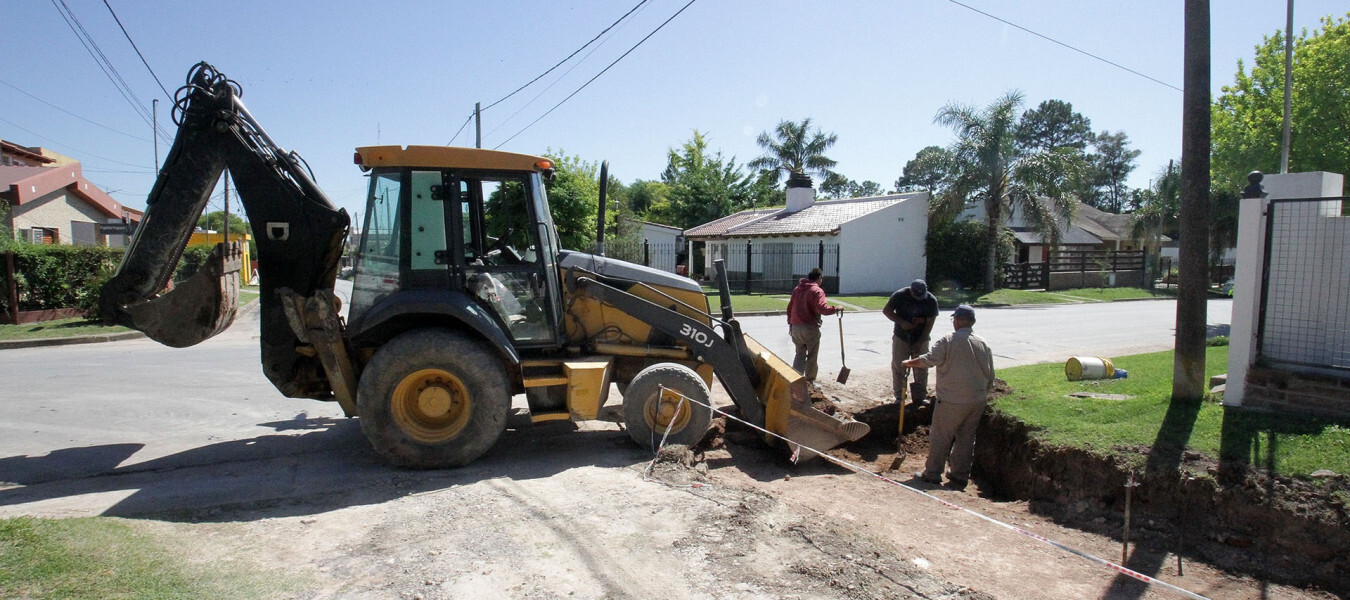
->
[903,304,995,489]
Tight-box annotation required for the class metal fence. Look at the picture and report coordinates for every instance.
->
[721,240,840,293]
[1001,249,1145,290]
[1257,196,1350,374]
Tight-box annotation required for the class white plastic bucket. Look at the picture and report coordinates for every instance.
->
[1065,356,1116,381]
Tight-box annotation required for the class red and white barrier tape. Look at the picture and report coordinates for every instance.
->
[642,386,1211,600]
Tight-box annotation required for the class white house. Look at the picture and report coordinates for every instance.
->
[684,183,928,294]
[1,140,141,246]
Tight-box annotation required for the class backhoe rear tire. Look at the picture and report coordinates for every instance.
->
[357,328,510,468]
[623,363,711,451]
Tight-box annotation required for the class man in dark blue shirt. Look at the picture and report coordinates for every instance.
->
[883,279,939,406]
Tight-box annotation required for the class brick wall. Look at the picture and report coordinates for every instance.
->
[1243,366,1350,418]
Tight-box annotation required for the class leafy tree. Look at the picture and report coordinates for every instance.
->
[661,131,751,229]
[1212,13,1350,194]
[1092,130,1141,213]
[1015,99,1094,153]
[820,174,885,199]
[542,150,600,250]
[934,91,1078,291]
[197,210,251,235]
[894,145,952,193]
[747,118,838,187]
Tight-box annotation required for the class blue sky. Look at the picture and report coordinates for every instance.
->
[4,1,1344,222]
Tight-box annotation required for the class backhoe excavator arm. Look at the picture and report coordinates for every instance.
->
[101,62,350,400]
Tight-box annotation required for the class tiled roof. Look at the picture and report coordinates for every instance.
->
[685,192,925,239]
[0,164,136,221]
[1074,202,1135,240]
[1011,225,1101,246]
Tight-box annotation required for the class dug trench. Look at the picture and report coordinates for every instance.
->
[762,380,1350,597]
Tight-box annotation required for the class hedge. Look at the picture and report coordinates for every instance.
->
[924,220,1015,290]
[1,243,219,319]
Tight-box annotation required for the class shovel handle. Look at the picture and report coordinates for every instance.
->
[838,312,845,362]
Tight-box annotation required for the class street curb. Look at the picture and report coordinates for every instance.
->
[0,330,146,350]
[0,298,261,351]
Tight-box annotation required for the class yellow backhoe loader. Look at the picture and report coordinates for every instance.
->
[102,62,867,468]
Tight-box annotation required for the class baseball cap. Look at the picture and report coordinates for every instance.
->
[953,304,976,320]
[909,279,928,296]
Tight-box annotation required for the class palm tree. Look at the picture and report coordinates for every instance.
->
[933,91,1079,292]
[748,118,838,187]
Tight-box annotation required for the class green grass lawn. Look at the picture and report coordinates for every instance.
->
[0,517,295,600]
[703,286,1173,315]
[0,286,260,342]
[995,345,1350,478]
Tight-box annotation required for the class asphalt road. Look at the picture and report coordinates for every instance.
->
[0,295,1231,517]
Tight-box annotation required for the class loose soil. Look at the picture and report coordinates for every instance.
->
[12,369,1346,599]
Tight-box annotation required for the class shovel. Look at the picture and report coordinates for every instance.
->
[888,385,908,471]
[836,312,850,384]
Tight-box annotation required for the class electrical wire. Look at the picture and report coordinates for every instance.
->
[446,112,475,146]
[0,78,150,142]
[50,0,153,126]
[102,0,173,101]
[482,6,641,140]
[0,114,151,170]
[495,0,698,149]
[940,0,1181,93]
[480,0,651,113]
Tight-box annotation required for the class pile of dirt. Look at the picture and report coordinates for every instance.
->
[643,443,711,486]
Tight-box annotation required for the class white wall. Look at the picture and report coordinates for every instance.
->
[837,193,928,294]
[636,221,680,247]
[1227,171,1346,406]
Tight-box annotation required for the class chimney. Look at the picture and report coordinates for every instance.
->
[783,172,815,213]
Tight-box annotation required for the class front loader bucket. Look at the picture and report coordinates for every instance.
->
[742,334,870,462]
[120,242,243,348]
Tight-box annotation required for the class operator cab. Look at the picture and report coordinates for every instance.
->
[349,146,564,347]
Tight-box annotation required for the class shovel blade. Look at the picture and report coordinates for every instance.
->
[835,365,851,384]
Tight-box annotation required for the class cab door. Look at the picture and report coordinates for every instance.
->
[449,171,561,347]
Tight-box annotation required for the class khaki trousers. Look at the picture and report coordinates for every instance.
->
[922,400,986,482]
[789,324,823,381]
[891,335,929,402]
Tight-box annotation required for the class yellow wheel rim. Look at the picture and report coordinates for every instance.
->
[391,368,471,443]
[645,387,693,434]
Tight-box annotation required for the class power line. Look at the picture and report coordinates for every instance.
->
[941,0,1182,93]
[483,6,643,141]
[496,0,698,149]
[446,112,475,146]
[102,0,173,101]
[0,115,153,169]
[0,78,150,141]
[480,0,651,113]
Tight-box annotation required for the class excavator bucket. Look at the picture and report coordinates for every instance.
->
[120,242,243,348]
[742,334,870,462]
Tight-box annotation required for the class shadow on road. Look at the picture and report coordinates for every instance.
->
[0,411,655,521]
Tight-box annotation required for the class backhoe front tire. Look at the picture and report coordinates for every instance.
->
[623,363,711,451]
[357,328,509,468]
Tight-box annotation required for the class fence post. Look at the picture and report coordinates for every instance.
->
[643,240,650,266]
[817,240,825,271]
[745,240,753,294]
[5,251,17,325]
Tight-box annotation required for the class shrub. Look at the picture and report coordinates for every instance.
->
[0,244,123,314]
[925,220,1015,290]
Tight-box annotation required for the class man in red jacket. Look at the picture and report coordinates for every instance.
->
[786,268,841,382]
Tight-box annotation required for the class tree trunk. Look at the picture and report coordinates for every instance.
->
[1174,0,1210,401]
[983,196,1001,292]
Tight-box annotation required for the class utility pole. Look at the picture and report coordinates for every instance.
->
[1174,0,1211,402]
[1280,0,1294,173]
[475,102,482,149]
